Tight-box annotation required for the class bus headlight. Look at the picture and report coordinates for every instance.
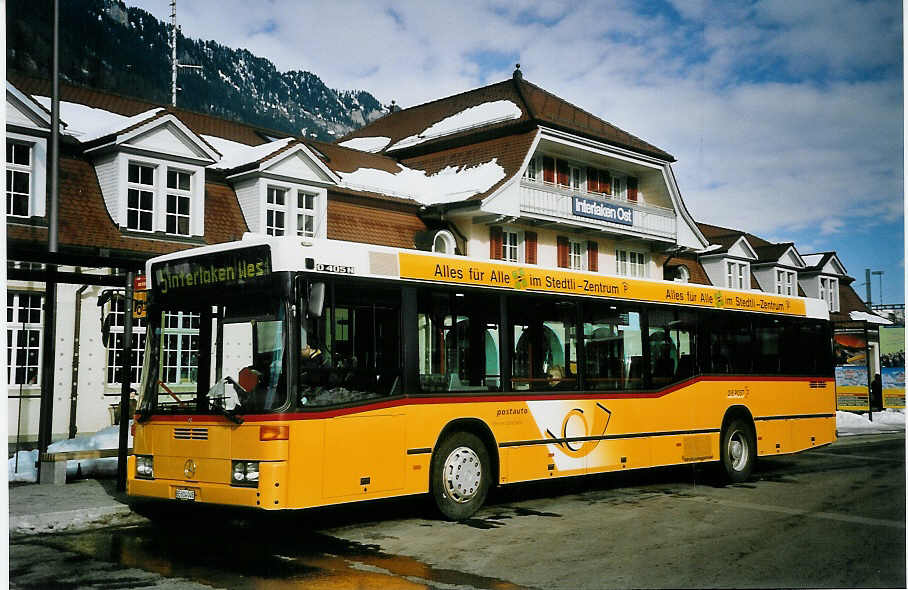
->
[136,455,154,479]
[231,460,259,487]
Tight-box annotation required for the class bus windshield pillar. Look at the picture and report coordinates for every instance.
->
[499,294,511,392]
[401,287,419,393]
[196,306,213,411]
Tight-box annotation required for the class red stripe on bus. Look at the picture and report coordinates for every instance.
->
[144,375,834,424]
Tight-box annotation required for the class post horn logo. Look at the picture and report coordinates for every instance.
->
[545,403,612,459]
[184,459,197,479]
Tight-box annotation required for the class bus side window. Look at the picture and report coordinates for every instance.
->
[416,289,500,393]
[582,301,642,391]
[510,296,579,392]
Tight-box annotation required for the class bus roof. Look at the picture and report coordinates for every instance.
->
[146,233,830,320]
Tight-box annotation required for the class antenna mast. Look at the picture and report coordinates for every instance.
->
[170,0,177,106]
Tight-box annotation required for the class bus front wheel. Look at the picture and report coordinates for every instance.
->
[430,432,491,521]
[720,419,755,483]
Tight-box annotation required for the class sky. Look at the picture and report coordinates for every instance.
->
[132,0,905,305]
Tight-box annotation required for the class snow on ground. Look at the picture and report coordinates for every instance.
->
[387,100,522,151]
[338,136,391,153]
[836,409,905,436]
[205,135,294,170]
[35,96,162,142]
[8,424,134,483]
[339,159,506,205]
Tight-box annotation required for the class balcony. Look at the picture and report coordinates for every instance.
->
[519,179,676,240]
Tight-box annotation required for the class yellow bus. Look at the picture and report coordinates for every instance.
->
[128,235,835,520]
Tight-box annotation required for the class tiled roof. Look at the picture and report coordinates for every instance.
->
[831,282,876,323]
[339,75,673,161]
[656,251,712,286]
[327,192,427,248]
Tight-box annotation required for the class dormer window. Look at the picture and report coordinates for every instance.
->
[265,186,287,236]
[820,277,839,312]
[776,270,796,296]
[127,163,155,232]
[265,185,319,237]
[6,141,32,218]
[727,261,748,289]
[165,170,192,236]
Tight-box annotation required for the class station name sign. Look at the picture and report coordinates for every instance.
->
[151,245,272,298]
[398,252,807,316]
[572,196,633,226]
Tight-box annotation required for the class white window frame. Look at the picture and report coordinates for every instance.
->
[820,277,839,312]
[7,291,44,387]
[674,265,690,283]
[432,230,456,254]
[616,249,646,277]
[6,141,32,218]
[726,260,749,289]
[5,133,46,219]
[503,230,520,263]
[776,269,796,296]
[165,169,193,236]
[296,190,318,238]
[105,295,147,386]
[126,161,156,233]
[611,175,625,200]
[161,311,200,387]
[524,155,538,181]
[569,240,585,270]
[569,165,583,192]
[115,154,204,236]
[265,186,288,236]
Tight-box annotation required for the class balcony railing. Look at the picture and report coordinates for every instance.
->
[519,179,676,239]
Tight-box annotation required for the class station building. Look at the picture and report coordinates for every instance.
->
[5,68,888,447]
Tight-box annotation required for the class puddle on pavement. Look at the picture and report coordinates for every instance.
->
[34,520,532,590]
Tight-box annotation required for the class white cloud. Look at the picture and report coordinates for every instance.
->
[127,0,902,245]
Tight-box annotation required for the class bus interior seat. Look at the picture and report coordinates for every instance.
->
[675,354,693,378]
[628,356,644,379]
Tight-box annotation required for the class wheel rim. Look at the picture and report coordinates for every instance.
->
[442,446,482,503]
[728,430,749,471]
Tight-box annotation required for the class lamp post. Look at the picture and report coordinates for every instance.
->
[872,271,884,305]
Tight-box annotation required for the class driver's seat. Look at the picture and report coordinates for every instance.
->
[238,367,261,392]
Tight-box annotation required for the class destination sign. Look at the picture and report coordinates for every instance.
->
[572,196,634,226]
[151,245,272,298]
[398,252,807,316]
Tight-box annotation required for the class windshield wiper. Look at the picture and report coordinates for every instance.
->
[210,402,244,424]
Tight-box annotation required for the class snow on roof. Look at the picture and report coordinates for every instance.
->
[338,136,391,153]
[802,254,824,267]
[35,96,162,142]
[205,135,294,170]
[339,159,506,205]
[387,100,522,152]
[849,311,893,325]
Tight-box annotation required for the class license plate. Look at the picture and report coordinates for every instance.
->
[175,488,196,501]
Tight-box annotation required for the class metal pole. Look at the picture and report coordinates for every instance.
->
[865,269,872,306]
[171,0,177,107]
[865,323,872,422]
[117,273,135,492]
[37,0,60,468]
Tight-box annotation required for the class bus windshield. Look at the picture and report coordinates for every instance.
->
[139,297,289,416]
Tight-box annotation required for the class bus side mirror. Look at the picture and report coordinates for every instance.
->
[308,282,325,318]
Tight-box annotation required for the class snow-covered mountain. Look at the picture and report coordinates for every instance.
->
[6,0,386,140]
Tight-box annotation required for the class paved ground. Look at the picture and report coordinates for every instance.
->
[8,433,905,589]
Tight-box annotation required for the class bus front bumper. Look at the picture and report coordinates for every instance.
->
[126,456,288,509]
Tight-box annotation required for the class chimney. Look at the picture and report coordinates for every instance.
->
[513,63,522,80]
[389,100,397,114]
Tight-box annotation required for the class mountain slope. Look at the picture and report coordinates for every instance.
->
[6,0,386,140]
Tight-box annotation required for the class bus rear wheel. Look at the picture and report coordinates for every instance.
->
[430,432,491,521]
[720,418,755,483]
